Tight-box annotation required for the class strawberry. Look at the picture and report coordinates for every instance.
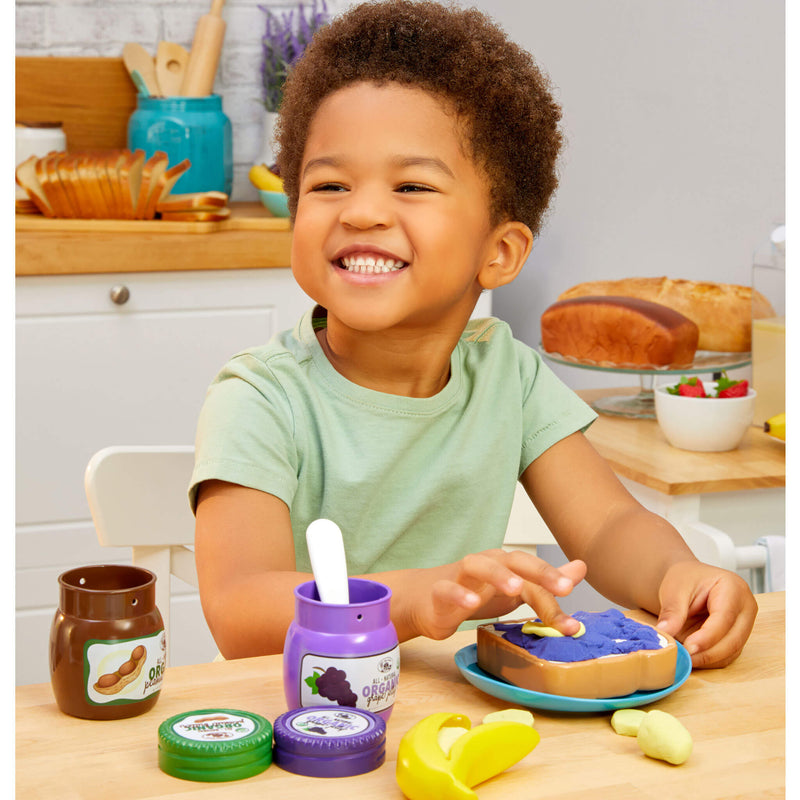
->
[677,379,706,397]
[714,371,749,398]
[718,379,748,398]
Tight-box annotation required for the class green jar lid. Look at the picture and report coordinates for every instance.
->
[158,709,273,782]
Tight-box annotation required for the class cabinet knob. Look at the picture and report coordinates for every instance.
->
[110,285,130,305]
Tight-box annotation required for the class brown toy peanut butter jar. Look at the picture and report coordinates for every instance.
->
[50,564,166,719]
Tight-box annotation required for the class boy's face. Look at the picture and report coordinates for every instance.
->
[291,81,502,335]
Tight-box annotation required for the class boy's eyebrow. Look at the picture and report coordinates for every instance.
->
[392,155,455,178]
[302,155,455,178]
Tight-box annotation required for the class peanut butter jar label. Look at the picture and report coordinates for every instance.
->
[84,630,166,705]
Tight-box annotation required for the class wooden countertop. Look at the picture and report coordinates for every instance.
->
[15,593,785,799]
[15,202,292,276]
[579,388,786,496]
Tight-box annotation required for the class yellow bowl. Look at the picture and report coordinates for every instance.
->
[259,189,289,217]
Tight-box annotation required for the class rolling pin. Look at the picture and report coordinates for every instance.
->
[180,0,227,97]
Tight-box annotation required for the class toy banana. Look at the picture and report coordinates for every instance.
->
[764,413,785,441]
[248,163,284,192]
[396,711,540,800]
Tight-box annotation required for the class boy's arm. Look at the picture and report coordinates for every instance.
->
[194,480,304,658]
[195,480,584,657]
[521,431,757,667]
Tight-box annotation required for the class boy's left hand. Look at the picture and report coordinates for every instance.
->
[655,561,758,669]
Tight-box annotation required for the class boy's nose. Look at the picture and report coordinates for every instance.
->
[338,189,392,230]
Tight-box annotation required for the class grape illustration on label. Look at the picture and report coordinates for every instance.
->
[305,666,358,707]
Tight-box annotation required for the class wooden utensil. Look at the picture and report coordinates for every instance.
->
[156,42,190,97]
[122,43,160,96]
[180,0,227,97]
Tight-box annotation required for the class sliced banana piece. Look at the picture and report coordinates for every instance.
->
[521,619,586,638]
[482,709,535,727]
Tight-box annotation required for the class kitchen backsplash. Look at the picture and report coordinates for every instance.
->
[16,0,351,202]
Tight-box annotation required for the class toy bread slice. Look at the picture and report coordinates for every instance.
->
[159,208,231,222]
[119,149,146,219]
[135,151,169,219]
[86,151,111,218]
[142,158,191,220]
[15,197,41,214]
[155,190,228,213]
[55,153,82,218]
[46,153,77,217]
[76,152,108,218]
[36,154,69,217]
[16,155,55,217]
[476,615,678,699]
[104,151,126,219]
[94,151,117,218]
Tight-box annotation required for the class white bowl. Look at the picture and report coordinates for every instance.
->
[654,381,756,452]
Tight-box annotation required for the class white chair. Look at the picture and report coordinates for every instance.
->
[503,482,557,555]
[84,445,200,663]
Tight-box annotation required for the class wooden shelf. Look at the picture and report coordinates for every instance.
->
[15,202,293,276]
[579,387,785,495]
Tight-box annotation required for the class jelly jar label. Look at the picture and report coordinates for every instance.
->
[300,645,400,714]
[84,630,166,705]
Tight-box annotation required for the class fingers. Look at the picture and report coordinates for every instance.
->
[437,550,584,632]
[681,582,758,669]
[657,564,758,669]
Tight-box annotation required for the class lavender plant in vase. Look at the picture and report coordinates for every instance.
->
[256,0,330,168]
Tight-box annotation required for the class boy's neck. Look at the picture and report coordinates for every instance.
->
[315,314,461,398]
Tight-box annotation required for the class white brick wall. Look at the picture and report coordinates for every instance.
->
[15,0,352,200]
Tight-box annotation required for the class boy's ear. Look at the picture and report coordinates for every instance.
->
[478,221,534,290]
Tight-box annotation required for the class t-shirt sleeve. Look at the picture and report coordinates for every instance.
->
[188,353,299,513]
[516,343,598,475]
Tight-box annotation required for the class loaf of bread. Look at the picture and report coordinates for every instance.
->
[558,277,774,353]
[15,149,221,222]
[541,296,699,368]
[477,610,678,699]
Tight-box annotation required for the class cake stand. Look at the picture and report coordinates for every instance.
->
[539,348,752,419]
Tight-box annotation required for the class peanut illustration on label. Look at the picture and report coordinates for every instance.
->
[93,645,147,695]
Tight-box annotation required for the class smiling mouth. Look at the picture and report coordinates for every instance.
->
[338,254,408,274]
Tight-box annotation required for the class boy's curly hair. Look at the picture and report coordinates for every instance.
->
[276,0,562,235]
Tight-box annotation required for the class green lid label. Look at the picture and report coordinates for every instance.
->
[173,712,257,742]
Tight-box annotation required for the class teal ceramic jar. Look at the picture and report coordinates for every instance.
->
[128,95,232,195]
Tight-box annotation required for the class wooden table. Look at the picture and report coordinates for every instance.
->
[15,593,785,799]
[579,388,785,580]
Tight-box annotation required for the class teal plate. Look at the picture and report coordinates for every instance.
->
[454,643,691,713]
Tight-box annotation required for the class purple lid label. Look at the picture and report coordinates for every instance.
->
[300,646,400,714]
[289,709,370,738]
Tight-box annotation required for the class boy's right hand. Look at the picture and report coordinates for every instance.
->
[417,549,586,641]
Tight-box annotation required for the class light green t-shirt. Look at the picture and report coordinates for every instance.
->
[190,309,596,575]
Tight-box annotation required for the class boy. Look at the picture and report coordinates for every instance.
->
[191,0,756,667]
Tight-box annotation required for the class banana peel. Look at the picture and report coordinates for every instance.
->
[396,712,540,800]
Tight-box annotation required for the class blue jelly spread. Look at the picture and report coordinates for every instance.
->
[495,609,663,663]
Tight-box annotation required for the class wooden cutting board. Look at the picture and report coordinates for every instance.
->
[16,57,136,151]
[15,205,290,234]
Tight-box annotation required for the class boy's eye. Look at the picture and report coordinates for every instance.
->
[396,183,434,193]
[310,182,347,192]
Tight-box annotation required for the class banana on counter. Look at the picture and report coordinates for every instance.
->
[763,413,786,441]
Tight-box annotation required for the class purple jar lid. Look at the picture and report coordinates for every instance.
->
[272,706,386,778]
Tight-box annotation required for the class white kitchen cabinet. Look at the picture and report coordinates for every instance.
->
[15,269,313,685]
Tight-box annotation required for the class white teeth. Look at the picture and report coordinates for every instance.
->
[340,255,406,274]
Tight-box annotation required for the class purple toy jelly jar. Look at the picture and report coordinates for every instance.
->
[283,579,400,721]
